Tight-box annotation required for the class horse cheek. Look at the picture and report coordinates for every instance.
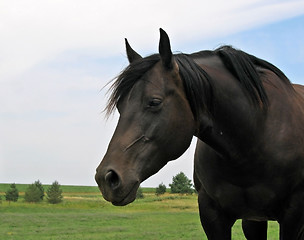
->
[164,109,195,160]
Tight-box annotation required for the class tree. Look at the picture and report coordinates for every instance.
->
[34,180,44,200]
[169,172,194,194]
[24,183,42,203]
[136,186,144,199]
[155,183,166,196]
[46,181,63,204]
[5,183,19,203]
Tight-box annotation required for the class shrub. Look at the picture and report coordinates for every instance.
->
[155,183,166,196]
[46,181,63,204]
[5,183,19,203]
[24,184,42,203]
[169,172,194,194]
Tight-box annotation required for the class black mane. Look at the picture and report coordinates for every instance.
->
[174,54,213,119]
[105,46,292,118]
[105,54,160,116]
[214,46,292,107]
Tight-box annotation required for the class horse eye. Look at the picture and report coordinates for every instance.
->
[148,98,162,107]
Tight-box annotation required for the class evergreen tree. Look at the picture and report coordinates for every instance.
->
[24,183,42,203]
[46,181,63,204]
[34,180,44,200]
[136,186,144,199]
[155,183,166,196]
[5,183,19,203]
[169,172,194,194]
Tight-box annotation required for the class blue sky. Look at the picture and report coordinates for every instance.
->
[214,15,304,84]
[1,0,304,187]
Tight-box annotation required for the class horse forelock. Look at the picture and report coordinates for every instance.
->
[105,54,160,116]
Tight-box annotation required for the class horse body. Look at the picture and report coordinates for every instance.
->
[192,53,304,238]
[95,29,304,239]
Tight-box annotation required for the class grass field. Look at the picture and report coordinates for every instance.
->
[0,183,279,239]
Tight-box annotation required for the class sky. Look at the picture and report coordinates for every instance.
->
[1,0,304,187]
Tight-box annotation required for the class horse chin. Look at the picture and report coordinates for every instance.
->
[111,182,140,206]
[112,195,135,206]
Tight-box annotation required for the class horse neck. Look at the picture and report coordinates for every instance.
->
[195,62,265,160]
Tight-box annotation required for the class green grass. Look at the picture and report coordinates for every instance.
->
[0,184,279,239]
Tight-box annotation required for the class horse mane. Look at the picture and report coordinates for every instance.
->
[105,45,293,118]
[214,45,292,108]
[174,54,213,119]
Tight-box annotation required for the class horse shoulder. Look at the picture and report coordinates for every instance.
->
[194,139,280,220]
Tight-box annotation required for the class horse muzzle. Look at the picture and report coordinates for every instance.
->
[95,167,140,206]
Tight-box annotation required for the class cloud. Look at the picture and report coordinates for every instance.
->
[1,0,304,79]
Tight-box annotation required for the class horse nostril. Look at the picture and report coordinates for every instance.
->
[105,170,120,190]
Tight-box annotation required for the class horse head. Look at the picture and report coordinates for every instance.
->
[95,29,196,206]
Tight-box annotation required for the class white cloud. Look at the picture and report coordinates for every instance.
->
[1,0,304,79]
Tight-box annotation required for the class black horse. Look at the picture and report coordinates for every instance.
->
[95,29,304,239]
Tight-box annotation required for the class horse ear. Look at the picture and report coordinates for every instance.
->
[159,28,173,69]
[125,38,142,63]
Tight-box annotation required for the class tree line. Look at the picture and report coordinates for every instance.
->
[2,172,194,203]
[3,180,63,204]
[137,172,195,198]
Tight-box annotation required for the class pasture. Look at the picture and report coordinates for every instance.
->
[0,184,279,239]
